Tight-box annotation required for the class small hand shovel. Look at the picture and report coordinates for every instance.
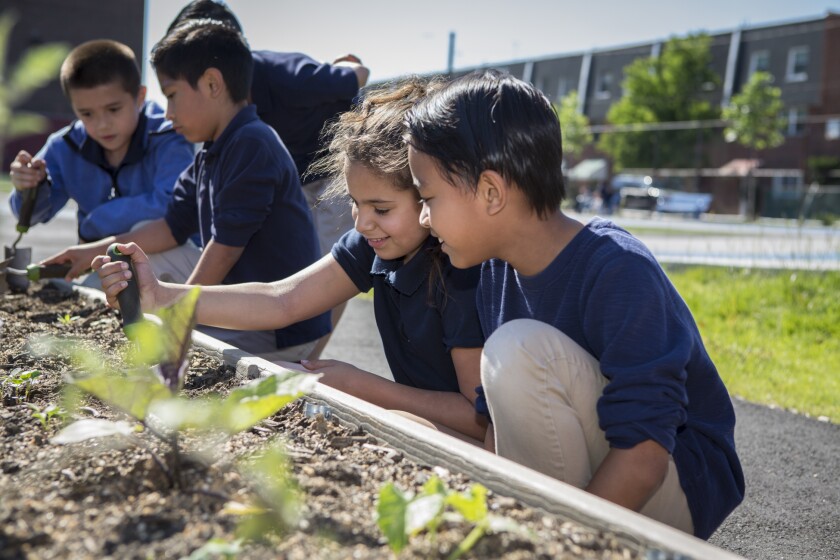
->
[0,257,71,295]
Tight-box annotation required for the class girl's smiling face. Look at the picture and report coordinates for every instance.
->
[345,160,430,263]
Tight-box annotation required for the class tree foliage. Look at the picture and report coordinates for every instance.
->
[598,34,721,170]
[0,10,69,158]
[723,71,785,150]
[554,90,592,158]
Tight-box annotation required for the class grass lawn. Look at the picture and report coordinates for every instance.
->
[0,173,11,194]
[665,265,839,422]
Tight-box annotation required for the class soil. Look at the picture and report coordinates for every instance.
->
[0,285,644,559]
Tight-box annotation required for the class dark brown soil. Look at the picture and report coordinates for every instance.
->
[0,285,643,559]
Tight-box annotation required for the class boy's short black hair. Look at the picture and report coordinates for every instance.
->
[151,19,252,103]
[405,70,566,218]
[167,0,243,35]
[59,40,141,97]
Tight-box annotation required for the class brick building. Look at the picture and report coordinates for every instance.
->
[453,12,840,217]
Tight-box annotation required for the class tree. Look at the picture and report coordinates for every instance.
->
[722,71,786,220]
[0,10,69,163]
[554,90,592,158]
[722,71,785,150]
[598,34,721,170]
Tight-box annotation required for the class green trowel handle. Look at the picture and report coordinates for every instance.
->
[106,243,143,327]
[17,184,41,234]
[27,263,72,281]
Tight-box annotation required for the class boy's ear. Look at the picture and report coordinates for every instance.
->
[135,85,147,109]
[477,170,507,216]
[201,68,226,99]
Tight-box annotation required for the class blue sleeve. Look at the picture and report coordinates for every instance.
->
[9,133,71,225]
[210,137,289,248]
[267,53,360,108]
[436,262,485,350]
[164,162,200,245]
[583,254,690,454]
[79,132,194,241]
[331,229,375,293]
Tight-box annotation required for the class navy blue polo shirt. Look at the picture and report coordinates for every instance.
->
[332,230,484,391]
[165,105,330,348]
[250,51,360,182]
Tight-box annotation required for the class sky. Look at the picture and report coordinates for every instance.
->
[142,0,839,104]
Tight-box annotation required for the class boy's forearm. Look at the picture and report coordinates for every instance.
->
[585,440,670,511]
[114,218,178,254]
[186,239,243,286]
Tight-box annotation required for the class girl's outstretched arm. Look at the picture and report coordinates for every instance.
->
[193,254,360,331]
[302,346,489,442]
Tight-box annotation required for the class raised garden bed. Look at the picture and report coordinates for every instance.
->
[0,285,736,559]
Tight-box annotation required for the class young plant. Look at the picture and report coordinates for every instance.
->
[376,475,531,559]
[2,368,41,401]
[49,286,319,488]
[28,402,67,430]
[56,312,80,326]
[221,443,302,541]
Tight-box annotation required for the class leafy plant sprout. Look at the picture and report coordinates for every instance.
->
[27,402,67,430]
[2,368,42,401]
[49,287,319,491]
[376,475,531,559]
[56,312,81,326]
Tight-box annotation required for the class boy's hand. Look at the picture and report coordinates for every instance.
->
[43,241,111,280]
[10,151,47,190]
[92,242,160,314]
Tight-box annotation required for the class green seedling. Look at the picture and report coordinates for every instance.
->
[56,312,80,326]
[376,475,531,559]
[222,444,301,542]
[50,286,318,494]
[3,368,41,400]
[28,402,67,429]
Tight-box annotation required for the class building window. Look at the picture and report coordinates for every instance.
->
[749,50,770,77]
[787,107,806,136]
[826,118,840,141]
[785,46,809,82]
[595,72,613,99]
[556,78,569,101]
[771,175,802,198]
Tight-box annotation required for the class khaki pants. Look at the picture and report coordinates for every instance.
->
[481,319,694,534]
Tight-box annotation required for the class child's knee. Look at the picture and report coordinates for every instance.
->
[481,319,601,400]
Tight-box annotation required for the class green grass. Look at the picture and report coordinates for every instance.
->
[0,173,11,194]
[665,265,840,422]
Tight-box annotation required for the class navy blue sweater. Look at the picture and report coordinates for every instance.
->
[477,218,744,539]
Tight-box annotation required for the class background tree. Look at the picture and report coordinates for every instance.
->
[722,71,785,150]
[598,34,721,170]
[0,10,68,165]
[554,90,592,159]
[722,71,786,219]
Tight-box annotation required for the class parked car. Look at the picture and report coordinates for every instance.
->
[614,174,712,218]
[655,190,712,217]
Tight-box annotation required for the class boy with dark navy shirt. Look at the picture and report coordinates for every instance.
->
[406,70,744,539]
[50,21,329,361]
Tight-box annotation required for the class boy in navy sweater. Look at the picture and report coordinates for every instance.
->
[405,70,744,539]
[8,40,194,276]
[47,21,329,361]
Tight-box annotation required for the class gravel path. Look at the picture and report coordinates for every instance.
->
[327,298,840,560]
